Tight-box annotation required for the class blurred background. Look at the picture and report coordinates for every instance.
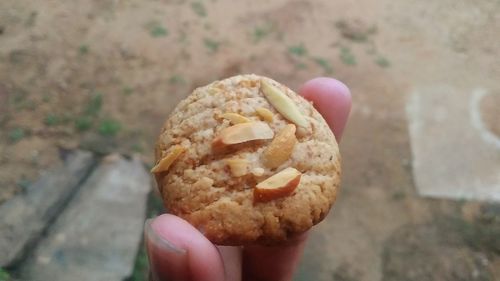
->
[0,0,499,280]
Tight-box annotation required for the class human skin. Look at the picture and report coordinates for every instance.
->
[145,77,351,281]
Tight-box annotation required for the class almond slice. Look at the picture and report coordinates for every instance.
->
[255,107,274,122]
[212,122,274,150]
[254,167,301,203]
[251,167,265,177]
[226,158,249,177]
[262,124,297,168]
[221,112,251,124]
[260,80,307,127]
[151,145,186,173]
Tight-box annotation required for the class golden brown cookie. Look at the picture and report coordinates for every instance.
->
[153,74,341,245]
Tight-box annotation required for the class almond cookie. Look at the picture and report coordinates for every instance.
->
[153,74,341,245]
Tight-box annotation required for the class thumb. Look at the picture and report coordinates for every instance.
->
[145,214,226,281]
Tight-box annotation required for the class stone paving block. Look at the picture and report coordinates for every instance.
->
[407,86,500,201]
[19,155,151,281]
[0,150,95,267]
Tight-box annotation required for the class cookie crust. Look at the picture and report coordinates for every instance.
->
[154,74,341,245]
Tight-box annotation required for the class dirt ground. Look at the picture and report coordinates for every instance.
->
[1,0,499,280]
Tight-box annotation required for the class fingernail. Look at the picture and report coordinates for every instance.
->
[145,218,186,255]
[145,218,188,281]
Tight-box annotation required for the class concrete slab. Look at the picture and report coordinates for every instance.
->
[0,150,95,267]
[19,155,151,281]
[407,86,500,201]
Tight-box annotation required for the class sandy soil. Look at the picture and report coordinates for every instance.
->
[0,0,499,280]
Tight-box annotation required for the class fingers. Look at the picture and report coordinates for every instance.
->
[218,246,242,281]
[145,214,226,281]
[299,77,351,141]
[242,77,351,281]
[242,233,308,281]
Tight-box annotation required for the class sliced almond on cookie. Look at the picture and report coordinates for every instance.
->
[251,167,265,177]
[221,112,251,124]
[226,158,249,177]
[151,145,186,173]
[255,107,274,122]
[262,124,297,168]
[260,80,307,127]
[254,167,301,203]
[212,122,274,150]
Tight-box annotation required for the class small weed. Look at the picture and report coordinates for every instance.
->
[129,246,149,281]
[123,87,133,96]
[203,22,212,30]
[8,128,25,143]
[128,194,165,280]
[85,93,102,116]
[334,20,347,29]
[26,11,37,27]
[9,91,28,106]
[145,21,168,37]
[13,96,24,104]
[295,62,307,70]
[10,89,30,108]
[44,114,60,126]
[42,94,51,103]
[340,47,356,65]
[375,56,390,68]
[191,2,207,17]
[288,44,307,57]
[392,191,405,200]
[9,50,28,64]
[16,177,31,190]
[169,74,186,85]
[149,195,165,217]
[150,25,168,37]
[203,38,220,54]
[367,25,378,34]
[0,268,10,281]
[74,116,93,132]
[98,119,122,137]
[131,143,143,153]
[252,23,273,43]
[312,57,333,74]
[79,44,89,55]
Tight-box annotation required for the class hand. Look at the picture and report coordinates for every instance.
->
[145,77,351,281]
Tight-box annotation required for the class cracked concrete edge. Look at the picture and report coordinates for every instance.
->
[18,154,151,281]
[0,150,96,268]
[406,87,500,202]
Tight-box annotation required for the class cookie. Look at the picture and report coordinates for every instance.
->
[153,74,341,245]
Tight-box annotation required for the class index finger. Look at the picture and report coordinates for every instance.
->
[300,77,351,140]
[242,77,351,281]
